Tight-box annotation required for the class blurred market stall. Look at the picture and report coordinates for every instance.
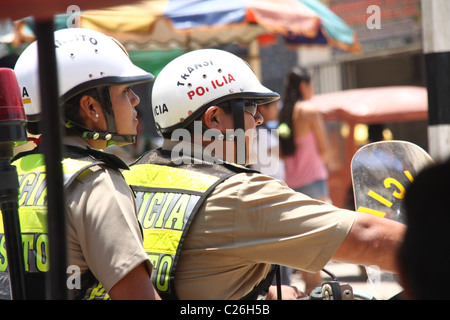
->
[312,86,428,208]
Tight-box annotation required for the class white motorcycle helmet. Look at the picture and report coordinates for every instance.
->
[14,27,153,145]
[151,48,279,135]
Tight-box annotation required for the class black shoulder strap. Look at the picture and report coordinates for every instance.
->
[135,149,278,300]
[65,145,129,170]
[136,148,260,176]
[13,145,129,171]
[240,265,280,300]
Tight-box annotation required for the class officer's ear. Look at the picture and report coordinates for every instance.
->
[79,95,102,123]
[202,106,227,130]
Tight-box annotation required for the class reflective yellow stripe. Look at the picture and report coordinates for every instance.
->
[15,155,94,181]
[0,155,96,274]
[86,283,110,300]
[356,206,386,218]
[14,208,47,233]
[143,229,181,255]
[126,162,223,297]
[14,154,46,172]
[123,164,220,192]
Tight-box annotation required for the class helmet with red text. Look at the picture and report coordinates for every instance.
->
[151,48,279,135]
[15,27,153,144]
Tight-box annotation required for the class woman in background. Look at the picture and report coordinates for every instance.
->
[278,66,331,294]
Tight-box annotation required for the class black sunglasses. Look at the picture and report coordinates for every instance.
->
[217,101,258,117]
[243,102,258,117]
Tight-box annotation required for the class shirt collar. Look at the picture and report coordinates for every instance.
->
[161,139,225,165]
[63,135,91,149]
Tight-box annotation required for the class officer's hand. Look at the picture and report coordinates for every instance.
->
[265,285,306,300]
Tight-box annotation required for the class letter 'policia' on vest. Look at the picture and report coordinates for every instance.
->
[123,152,231,300]
[123,149,276,300]
[0,152,108,300]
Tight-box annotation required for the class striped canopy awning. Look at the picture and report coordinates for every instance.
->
[65,0,361,52]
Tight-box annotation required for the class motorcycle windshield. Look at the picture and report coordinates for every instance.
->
[351,140,434,224]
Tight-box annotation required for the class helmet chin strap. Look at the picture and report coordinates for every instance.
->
[66,86,137,147]
[230,100,247,165]
[95,87,116,137]
[81,131,137,146]
[95,86,117,147]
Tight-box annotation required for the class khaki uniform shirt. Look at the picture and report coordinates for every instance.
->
[64,136,151,293]
[163,141,356,300]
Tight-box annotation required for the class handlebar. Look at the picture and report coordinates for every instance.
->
[298,268,377,300]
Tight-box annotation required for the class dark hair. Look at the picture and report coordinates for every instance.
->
[278,67,311,156]
[399,160,450,299]
[25,88,101,136]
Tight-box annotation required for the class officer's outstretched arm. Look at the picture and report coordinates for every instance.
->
[332,211,406,274]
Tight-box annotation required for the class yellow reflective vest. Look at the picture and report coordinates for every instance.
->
[0,147,124,300]
[124,149,276,300]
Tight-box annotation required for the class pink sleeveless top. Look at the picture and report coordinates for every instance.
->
[283,131,328,189]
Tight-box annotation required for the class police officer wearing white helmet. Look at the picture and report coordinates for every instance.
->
[8,28,160,300]
[124,49,405,300]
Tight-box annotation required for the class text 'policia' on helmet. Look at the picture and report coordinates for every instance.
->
[151,48,280,135]
[14,27,154,143]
